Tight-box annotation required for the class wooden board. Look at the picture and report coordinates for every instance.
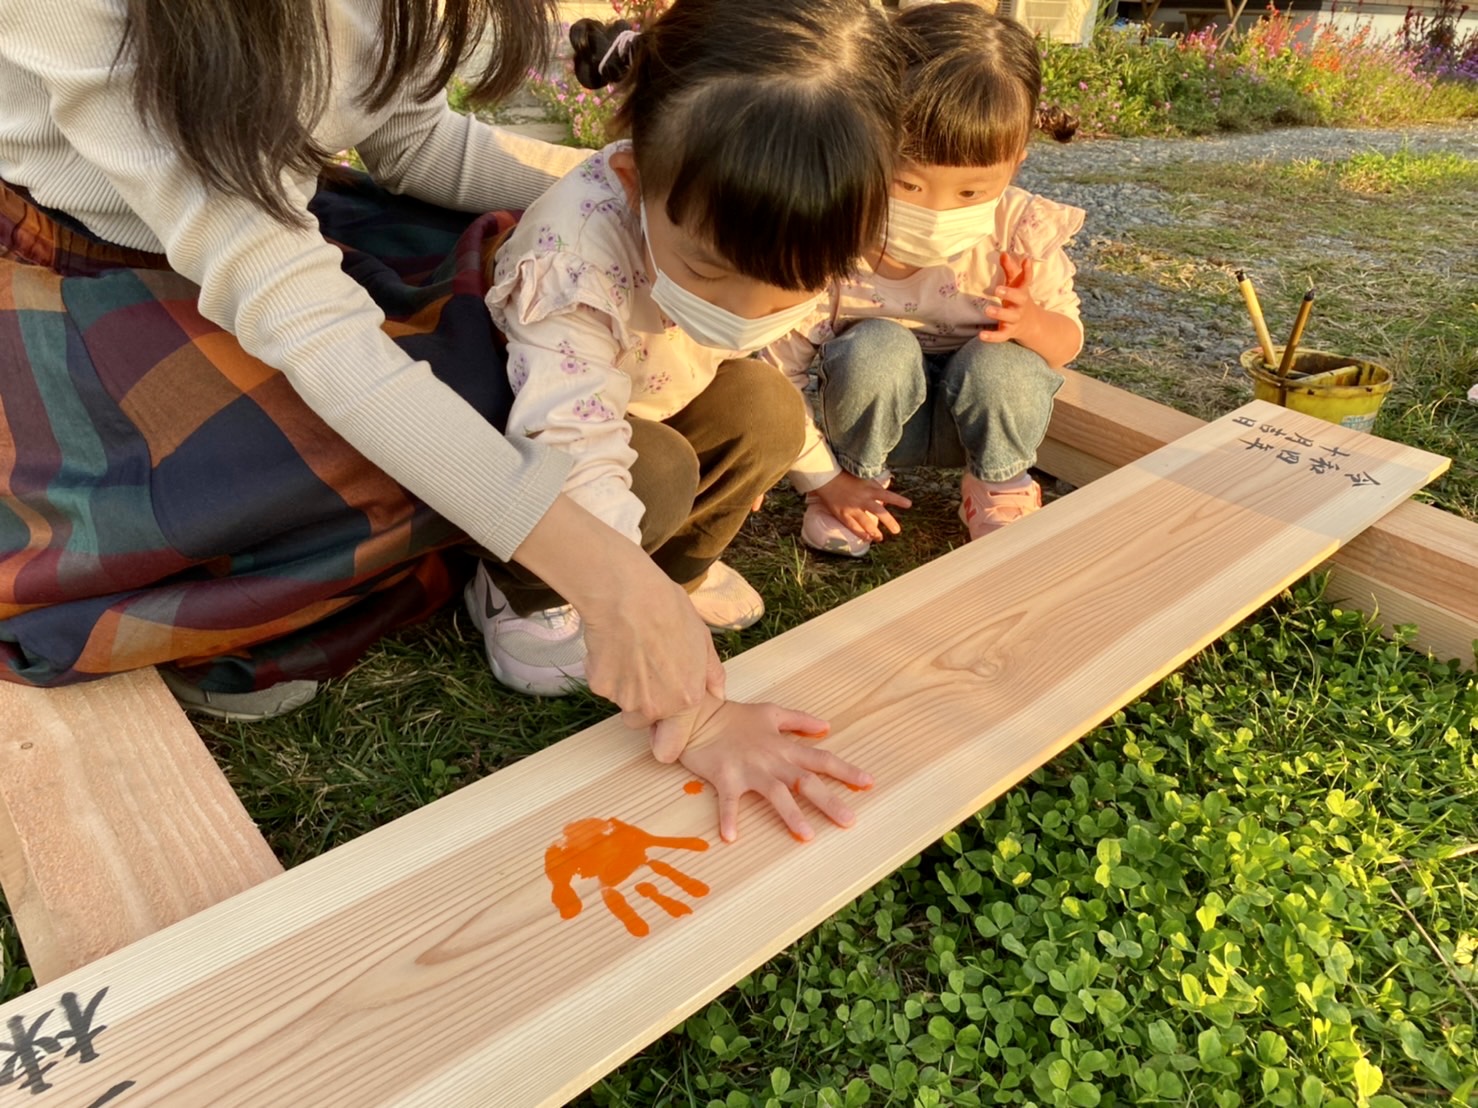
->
[0,668,282,984]
[0,402,1446,1107]
[1039,369,1478,666]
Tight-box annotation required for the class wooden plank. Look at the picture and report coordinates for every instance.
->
[1039,369,1478,665]
[0,402,1446,1107]
[0,668,282,984]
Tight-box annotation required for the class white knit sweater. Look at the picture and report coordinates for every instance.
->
[0,0,590,560]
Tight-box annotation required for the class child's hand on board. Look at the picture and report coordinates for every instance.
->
[812,471,912,543]
[677,698,873,843]
[979,253,1044,344]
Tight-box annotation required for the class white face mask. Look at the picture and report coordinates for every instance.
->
[884,196,1000,267]
[641,202,820,351]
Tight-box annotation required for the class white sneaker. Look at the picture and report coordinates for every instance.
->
[160,669,319,722]
[464,564,587,696]
[689,559,765,631]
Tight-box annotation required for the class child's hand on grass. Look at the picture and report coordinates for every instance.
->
[813,471,912,543]
[677,698,873,843]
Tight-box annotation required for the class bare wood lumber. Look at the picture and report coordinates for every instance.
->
[1039,369,1478,665]
[0,668,282,984]
[0,402,1446,1107]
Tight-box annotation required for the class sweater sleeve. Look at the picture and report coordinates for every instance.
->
[0,1,571,561]
[356,90,590,213]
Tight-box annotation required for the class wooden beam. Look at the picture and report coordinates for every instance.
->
[0,668,282,984]
[1039,369,1478,666]
[0,403,1445,1106]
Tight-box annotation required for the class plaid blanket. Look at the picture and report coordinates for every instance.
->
[0,172,516,691]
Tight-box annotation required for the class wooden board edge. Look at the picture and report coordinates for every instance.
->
[0,668,283,983]
[1043,370,1478,666]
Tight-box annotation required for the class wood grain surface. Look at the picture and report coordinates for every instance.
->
[1040,370,1477,665]
[0,668,282,985]
[0,402,1446,1108]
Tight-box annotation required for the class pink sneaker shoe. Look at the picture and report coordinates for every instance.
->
[799,473,891,558]
[464,564,587,696]
[959,472,1042,540]
[801,494,871,557]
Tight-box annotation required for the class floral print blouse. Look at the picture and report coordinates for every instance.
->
[486,140,751,544]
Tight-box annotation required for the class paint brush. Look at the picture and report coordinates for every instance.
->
[1235,270,1278,368]
[1277,287,1317,377]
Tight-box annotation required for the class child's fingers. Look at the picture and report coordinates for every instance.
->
[795,743,874,790]
[846,509,885,543]
[796,773,857,829]
[976,327,1015,344]
[765,780,814,841]
[874,506,904,536]
[876,488,913,509]
[717,786,741,843]
[776,708,829,737]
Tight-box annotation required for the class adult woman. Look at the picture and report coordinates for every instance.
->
[0,0,723,740]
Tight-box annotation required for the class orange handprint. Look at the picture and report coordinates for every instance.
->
[543,818,710,937]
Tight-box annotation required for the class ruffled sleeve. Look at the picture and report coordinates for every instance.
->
[1005,194,1085,356]
[489,237,647,545]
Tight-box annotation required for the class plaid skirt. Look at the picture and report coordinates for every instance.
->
[0,173,517,690]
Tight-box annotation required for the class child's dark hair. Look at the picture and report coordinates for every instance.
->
[569,0,903,292]
[893,3,1077,168]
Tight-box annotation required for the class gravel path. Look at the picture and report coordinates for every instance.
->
[1006,122,1478,414]
[1017,121,1478,225]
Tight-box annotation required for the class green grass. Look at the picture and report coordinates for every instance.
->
[3,154,1477,1106]
[1067,148,1478,522]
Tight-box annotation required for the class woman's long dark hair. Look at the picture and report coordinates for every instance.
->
[570,0,904,293]
[120,0,558,224]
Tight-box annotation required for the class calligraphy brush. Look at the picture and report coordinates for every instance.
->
[1277,286,1316,377]
[1235,269,1278,367]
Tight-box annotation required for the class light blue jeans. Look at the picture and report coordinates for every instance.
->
[816,318,1064,482]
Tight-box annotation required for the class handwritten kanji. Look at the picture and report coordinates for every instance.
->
[1309,455,1341,475]
[545,818,710,937]
[1241,437,1275,452]
[0,989,117,1097]
[1346,471,1382,487]
[1259,423,1286,437]
[1276,449,1301,465]
[1286,432,1315,448]
[1323,444,1351,458]
[1,1011,59,1093]
[1232,416,1256,427]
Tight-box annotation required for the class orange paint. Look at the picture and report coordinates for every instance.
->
[544,818,710,937]
[683,779,704,795]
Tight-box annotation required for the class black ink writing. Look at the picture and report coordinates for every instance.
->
[1241,437,1275,452]
[0,989,120,1098]
[1309,456,1341,476]
[1346,471,1382,488]
[1276,449,1301,465]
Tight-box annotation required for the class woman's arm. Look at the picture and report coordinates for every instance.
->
[356,92,591,214]
[2,6,721,721]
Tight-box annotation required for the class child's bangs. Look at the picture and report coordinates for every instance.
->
[648,83,893,292]
[903,62,1033,168]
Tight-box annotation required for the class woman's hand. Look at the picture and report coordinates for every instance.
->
[813,472,912,544]
[511,495,725,724]
[678,698,873,843]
